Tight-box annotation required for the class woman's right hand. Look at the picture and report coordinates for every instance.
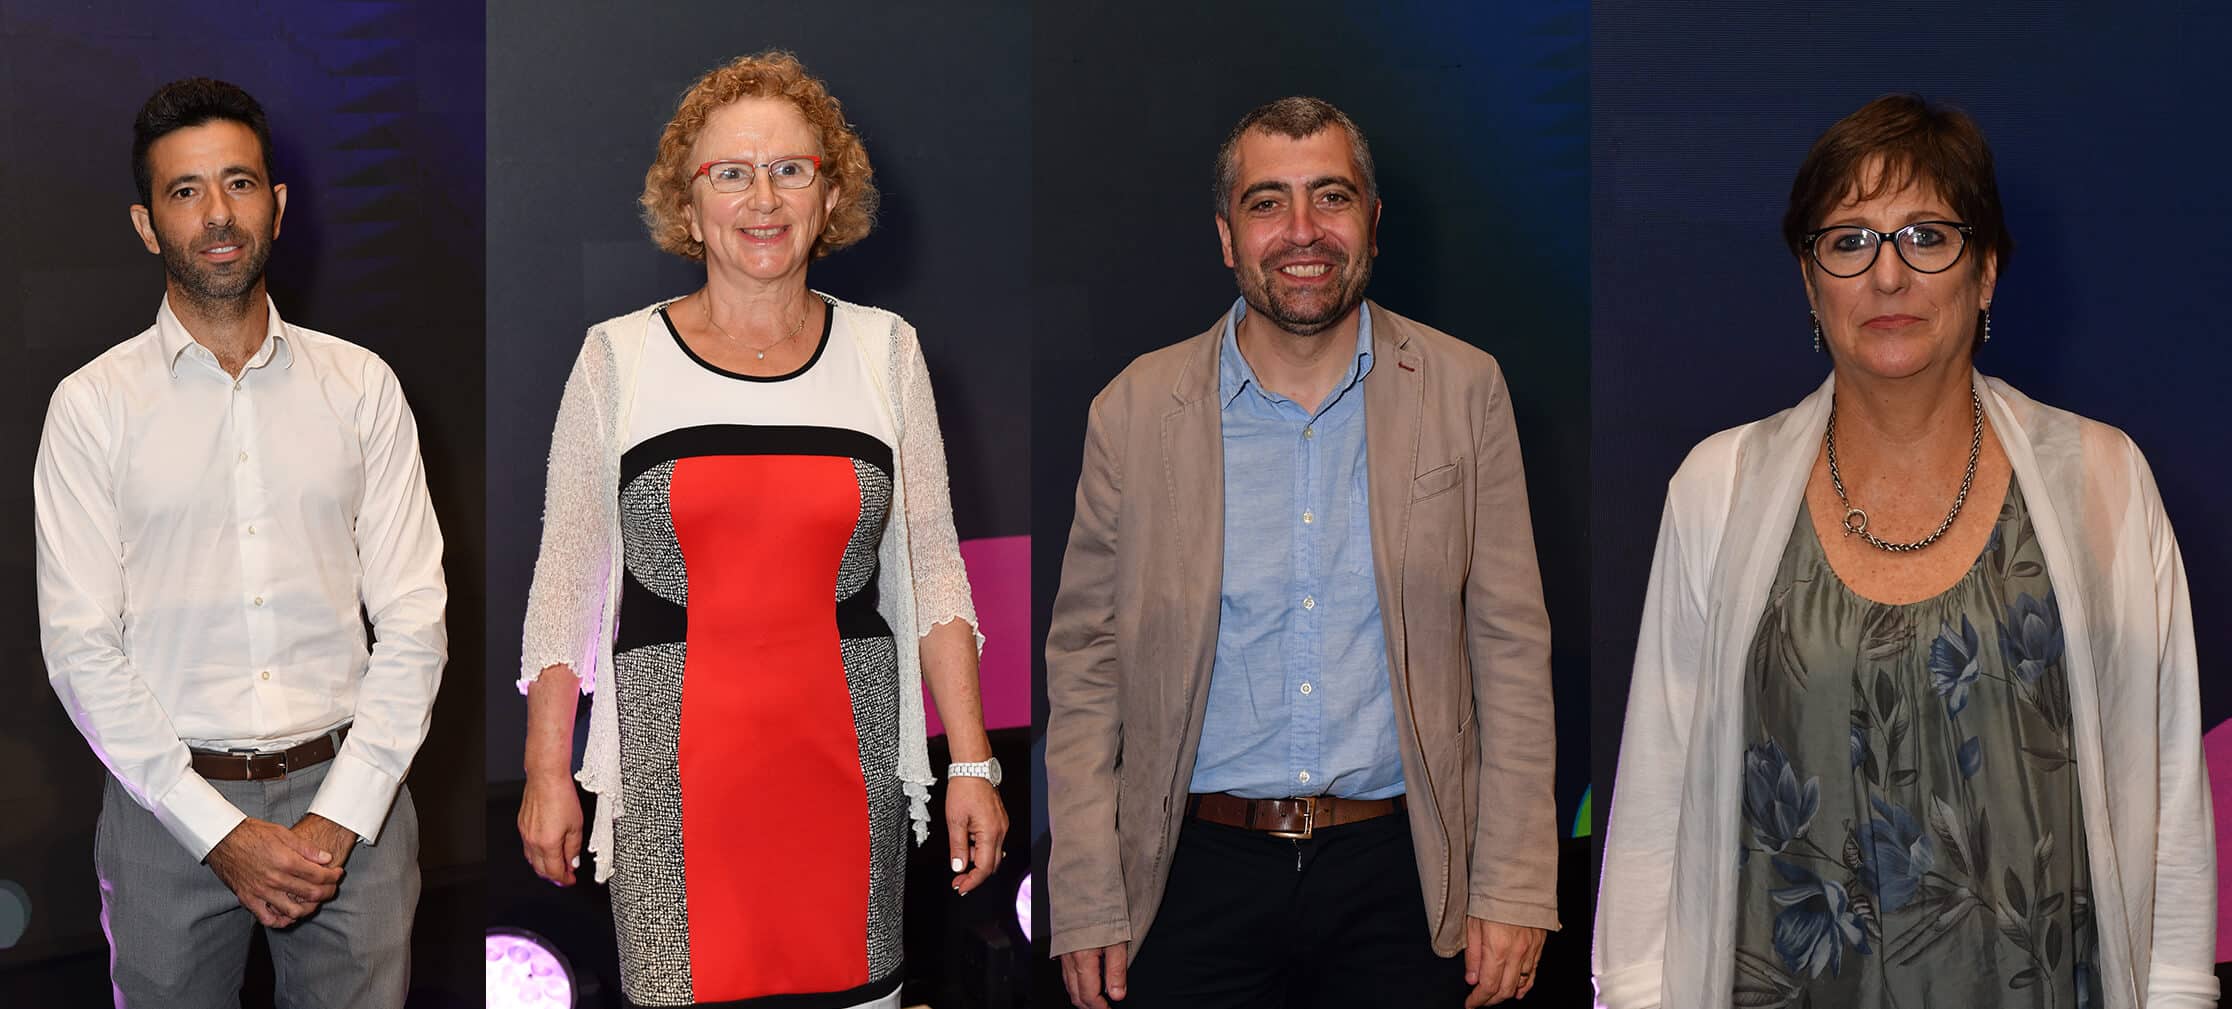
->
[519,769,584,886]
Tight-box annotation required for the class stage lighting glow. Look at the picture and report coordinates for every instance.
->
[486,928,576,1007]
[1016,872,1033,943]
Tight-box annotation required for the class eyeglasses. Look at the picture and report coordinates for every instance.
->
[1803,220,1974,278]
[692,155,822,192]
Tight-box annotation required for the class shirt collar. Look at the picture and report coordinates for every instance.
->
[157,294,293,378]
[1216,298,1375,409]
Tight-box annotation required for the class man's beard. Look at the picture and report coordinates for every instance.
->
[155,226,271,311]
[1236,244,1372,337]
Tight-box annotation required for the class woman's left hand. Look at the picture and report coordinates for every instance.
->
[944,775,1008,895]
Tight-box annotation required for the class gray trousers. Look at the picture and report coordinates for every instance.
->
[94,760,419,1009]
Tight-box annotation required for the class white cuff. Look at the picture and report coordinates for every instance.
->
[154,772,247,862]
[307,750,402,844]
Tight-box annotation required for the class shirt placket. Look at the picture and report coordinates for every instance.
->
[230,371,282,739]
[1288,405,1323,795]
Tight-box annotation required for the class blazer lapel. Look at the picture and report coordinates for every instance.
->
[1161,323,1227,706]
[1363,302,1423,674]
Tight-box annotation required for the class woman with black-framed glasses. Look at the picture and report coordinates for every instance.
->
[1595,94,2216,1009]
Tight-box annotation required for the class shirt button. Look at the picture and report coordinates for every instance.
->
[1301,595,1315,610]
[1301,510,1314,525]
[247,525,256,536]
[1298,771,1312,784]
[238,451,248,463]
[253,596,264,606]
[1303,426,1315,440]
[1299,682,1313,695]
[259,670,271,681]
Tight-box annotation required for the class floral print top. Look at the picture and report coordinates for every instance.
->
[1734,479,2098,1009]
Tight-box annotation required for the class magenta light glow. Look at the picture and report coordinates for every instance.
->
[486,928,576,1007]
[1016,872,1033,943]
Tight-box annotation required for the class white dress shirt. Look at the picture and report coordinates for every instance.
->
[37,297,446,861]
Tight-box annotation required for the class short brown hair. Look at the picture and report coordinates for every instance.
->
[1783,94,2012,274]
[1213,96,1378,219]
[640,51,878,261]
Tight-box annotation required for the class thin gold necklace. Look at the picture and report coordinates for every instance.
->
[703,296,806,361]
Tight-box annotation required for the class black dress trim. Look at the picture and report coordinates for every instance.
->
[658,297,833,382]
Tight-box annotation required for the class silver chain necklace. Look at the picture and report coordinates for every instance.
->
[1825,387,1983,553]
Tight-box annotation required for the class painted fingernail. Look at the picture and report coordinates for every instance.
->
[570,856,580,868]
[951,857,965,872]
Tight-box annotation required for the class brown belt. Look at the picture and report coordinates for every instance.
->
[1187,792,1406,840]
[190,725,350,782]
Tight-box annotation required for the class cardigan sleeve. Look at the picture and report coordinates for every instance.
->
[893,321,982,650]
[2132,444,2219,1007]
[518,335,615,695]
[1595,484,1712,1009]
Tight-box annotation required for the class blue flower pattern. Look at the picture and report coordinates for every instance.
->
[2000,590,2064,687]
[1855,797,1933,913]
[1770,857,1871,978]
[1928,615,1983,716]
[1733,484,2096,1006]
[1743,740,1819,855]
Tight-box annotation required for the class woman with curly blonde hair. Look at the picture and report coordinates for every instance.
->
[514,51,1007,1009]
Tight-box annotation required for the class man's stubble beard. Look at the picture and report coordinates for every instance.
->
[1235,243,1373,339]
[155,226,273,317]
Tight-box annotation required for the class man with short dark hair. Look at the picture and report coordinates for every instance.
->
[36,77,445,1008]
[1046,97,1559,1008]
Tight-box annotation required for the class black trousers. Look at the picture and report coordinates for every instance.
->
[1123,810,1469,1009]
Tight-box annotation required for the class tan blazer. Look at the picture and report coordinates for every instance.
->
[1045,301,1560,960]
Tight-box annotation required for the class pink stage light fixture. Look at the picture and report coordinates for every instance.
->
[486,928,576,1007]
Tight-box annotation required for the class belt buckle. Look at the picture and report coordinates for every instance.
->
[1267,796,1317,840]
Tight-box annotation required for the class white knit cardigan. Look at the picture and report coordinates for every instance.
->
[518,294,981,881]
[1595,373,2216,1009]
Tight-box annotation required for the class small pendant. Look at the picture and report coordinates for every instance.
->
[756,350,766,361]
[1842,507,1868,537]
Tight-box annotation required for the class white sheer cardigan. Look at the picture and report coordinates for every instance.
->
[1595,373,2216,1009]
[518,294,982,881]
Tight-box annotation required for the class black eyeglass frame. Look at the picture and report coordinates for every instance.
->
[1801,220,1977,278]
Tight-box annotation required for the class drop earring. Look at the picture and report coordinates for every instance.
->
[1983,306,1992,344]
[1811,310,1823,354]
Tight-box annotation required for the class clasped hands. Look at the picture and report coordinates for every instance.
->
[205,812,357,928]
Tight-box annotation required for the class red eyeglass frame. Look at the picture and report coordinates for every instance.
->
[691,155,823,183]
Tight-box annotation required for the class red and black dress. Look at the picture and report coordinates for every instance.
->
[608,300,905,1009]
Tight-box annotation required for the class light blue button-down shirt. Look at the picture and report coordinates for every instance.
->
[1188,300,1404,800]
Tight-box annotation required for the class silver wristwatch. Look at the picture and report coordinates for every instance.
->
[947,757,1003,787]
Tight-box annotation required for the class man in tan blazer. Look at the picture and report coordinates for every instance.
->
[1046,96,1559,1009]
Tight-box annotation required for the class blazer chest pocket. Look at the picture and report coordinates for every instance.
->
[1411,460,1463,501]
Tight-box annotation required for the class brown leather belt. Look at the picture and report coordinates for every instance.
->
[190,725,350,782]
[1187,792,1406,840]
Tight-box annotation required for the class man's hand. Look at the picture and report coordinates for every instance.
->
[519,769,584,886]
[290,813,358,870]
[945,776,1008,896]
[1463,917,1546,1007]
[205,818,345,928]
[1059,943,1128,1008]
